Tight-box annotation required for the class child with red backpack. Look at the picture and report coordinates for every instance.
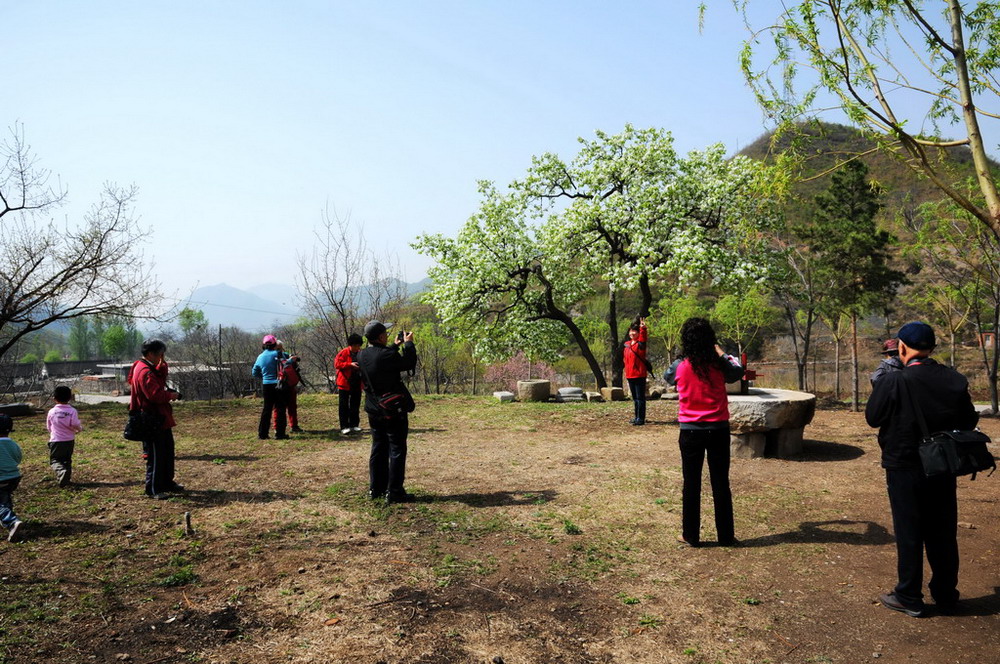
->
[275,345,304,433]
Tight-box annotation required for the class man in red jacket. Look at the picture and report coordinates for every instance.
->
[334,333,364,435]
[128,339,183,499]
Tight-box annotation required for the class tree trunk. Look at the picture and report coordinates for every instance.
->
[834,337,842,401]
[546,311,608,389]
[789,304,805,389]
[608,282,623,388]
[851,312,860,412]
[947,0,1000,235]
[991,301,1000,413]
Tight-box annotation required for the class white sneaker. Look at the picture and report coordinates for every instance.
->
[7,519,23,543]
[341,428,352,435]
[351,427,362,433]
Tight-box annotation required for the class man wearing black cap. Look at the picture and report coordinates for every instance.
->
[357,320,417,503]
[865,321,979,617]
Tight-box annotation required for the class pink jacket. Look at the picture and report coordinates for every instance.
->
[47,403,83,442]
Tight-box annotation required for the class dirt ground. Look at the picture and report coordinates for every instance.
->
[1,394,998,664]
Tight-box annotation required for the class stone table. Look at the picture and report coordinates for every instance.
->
[728,388,816,459]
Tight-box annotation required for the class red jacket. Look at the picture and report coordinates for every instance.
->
[334,346,362,392]
[623,326,648,379]
[127,359,176,429]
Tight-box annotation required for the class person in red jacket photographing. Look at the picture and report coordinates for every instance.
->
[623,316,650,425]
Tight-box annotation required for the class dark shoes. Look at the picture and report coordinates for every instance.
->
[385,491,416,504]
[7,519,23,542]
[290,426,304,433]
[146,483,185,499]
[676,534,699,548]
[879,592,925,618]
[275,434,290,440]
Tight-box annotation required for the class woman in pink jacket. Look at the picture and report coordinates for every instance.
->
[665,318,744,547]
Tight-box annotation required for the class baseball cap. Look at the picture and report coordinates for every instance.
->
[897,322,936,351]
[881,338,899,354]
[262,334,277,346]
[363,320,392,340]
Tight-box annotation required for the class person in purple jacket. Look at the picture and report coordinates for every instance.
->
[46,385,83,487]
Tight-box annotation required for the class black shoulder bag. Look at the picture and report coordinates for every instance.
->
[358,353,415,422]
[901,376,996,480]
[124,360,164,441]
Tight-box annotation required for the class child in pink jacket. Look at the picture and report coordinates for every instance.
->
[46,386,83,487]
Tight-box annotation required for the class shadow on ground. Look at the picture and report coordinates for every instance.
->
[161,489,302,507]
[740,519,893,547]
[785,439,866,462]
[25,519,115,539]
[425,489,558,507]
[176,454,261,462]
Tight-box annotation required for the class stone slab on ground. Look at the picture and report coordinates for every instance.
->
[517,380,551,402]
[600,387,626,402]
[585,392,604,403]
[557,387,584,396]
[493,391,516,403]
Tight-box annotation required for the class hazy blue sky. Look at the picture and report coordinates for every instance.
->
[7,2,788,302]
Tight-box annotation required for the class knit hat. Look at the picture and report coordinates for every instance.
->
[881,338,899,355]
[897,322,936,351]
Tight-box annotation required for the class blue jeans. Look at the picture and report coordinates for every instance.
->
[627,377,647,422]
[0,476,21,529]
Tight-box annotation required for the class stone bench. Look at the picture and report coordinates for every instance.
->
[728,388,816,459]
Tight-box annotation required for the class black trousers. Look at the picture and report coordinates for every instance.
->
[339,389,362,429]
[143,427,176,496]
[627,377,647,422]
[885,468,959,607]
[679,427,735,545]
[368,413,408,498]
[259,383,287,438]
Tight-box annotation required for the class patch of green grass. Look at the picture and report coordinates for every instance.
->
[616,592,641,605]
[562,519,582,535]
[638,614,664,629]
[157,566,197,587]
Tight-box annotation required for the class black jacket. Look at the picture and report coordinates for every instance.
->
[357,341,417,415]
[865,357,978,470]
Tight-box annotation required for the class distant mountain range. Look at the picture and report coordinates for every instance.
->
[174,278,431,331]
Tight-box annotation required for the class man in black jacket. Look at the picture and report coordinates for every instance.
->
[357,320,417,504]
[865,321,979,617]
